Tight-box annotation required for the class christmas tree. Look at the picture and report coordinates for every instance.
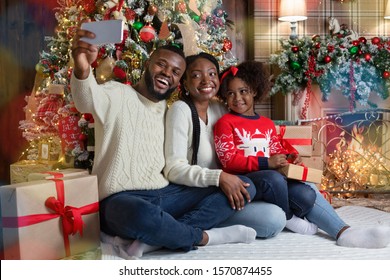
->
[18,0,237,170]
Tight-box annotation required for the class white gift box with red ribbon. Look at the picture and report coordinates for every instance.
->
[278,164,323,184]
[0,175,100,260]
[276,125,313,156]
[27,168,89,181]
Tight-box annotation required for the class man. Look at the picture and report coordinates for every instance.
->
[70,23,256,258]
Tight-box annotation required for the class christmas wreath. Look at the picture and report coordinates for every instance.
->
[269,34,390,111]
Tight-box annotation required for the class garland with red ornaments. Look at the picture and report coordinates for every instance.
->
[270,34,390,117]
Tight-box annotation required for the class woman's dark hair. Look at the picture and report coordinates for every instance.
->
[180,52,220,165]
[218,61,271,103]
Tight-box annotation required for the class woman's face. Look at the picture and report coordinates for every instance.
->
[184,58,219,103]
[225,77,256,116]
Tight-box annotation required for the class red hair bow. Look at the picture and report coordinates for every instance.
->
[220,66,238,84]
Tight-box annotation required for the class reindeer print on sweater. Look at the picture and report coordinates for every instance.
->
[214,112,288,174]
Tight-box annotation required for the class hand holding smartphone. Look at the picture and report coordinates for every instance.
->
[80,19,124,45]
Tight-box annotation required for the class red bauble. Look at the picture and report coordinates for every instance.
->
[359,37,367,44]
[148,4,158,16]
[113,66,127,80]
[291,46,299,53]
[139,25,156,43]
[383,71,390,79]
[364,53,372,61]
[371,37,381,45]
[352,40,360,46]
[324,55,332,63]
[222,39,232,52]
[315,42,321,49]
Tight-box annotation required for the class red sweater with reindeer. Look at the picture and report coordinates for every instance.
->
[214,112,289,174]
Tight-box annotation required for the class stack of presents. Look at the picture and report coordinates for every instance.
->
[0,123,324,260]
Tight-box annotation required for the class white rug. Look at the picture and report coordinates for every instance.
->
[101,206,390,260]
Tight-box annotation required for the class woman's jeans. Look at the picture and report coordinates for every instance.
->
[99,175,256,251]
[245,170,316,220]
[218,201,286,238]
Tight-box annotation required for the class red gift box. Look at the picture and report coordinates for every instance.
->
[0,175,100,260]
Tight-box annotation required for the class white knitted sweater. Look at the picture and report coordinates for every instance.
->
[71,71,169,200]
[164,99,227,187]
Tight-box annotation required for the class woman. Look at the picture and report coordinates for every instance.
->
[164,53,286,238]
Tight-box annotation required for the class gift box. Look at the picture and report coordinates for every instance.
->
[276,125,313,156]
[0,175,100,260]
[278,164,323,184]
[301,156,324,170]
[10,160,58,184]
[28,168,89,182]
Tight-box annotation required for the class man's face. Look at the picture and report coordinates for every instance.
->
[143,49,186,101]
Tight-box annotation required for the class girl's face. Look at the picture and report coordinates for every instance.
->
[225,77,256,116]
[184,58,219,103]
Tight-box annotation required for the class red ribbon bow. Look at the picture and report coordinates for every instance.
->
[2,178,99,257]
[220,66,239,84]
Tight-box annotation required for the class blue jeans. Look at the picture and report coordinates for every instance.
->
[304,183,348,239]
[218,201,286,238]
[99,176,256,251]
[245,170,316,220]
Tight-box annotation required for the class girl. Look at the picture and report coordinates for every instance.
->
[214,61,317,235]
[214,60,390,247]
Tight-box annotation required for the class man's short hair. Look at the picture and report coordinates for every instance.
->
[151,45,186,61]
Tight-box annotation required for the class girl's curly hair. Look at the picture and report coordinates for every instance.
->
[218,61,271,103]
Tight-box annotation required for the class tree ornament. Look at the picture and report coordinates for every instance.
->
[147,4,158,16]
[291,46,299,53]
[132,20,144,31]
[290,61,301,70]
[139,24,156,43]
[349,46,359,55]
[82,0,96,14]
[352,40,360,46]
[327,45,335,52]
[189,12,201,23]
[315,42,321,49]
[113,66,127,80]
[324,55,332,63]
[383,71,390,79]
[371,37,381,45]
[222,38,232,52]
[311,34,321,41]
[359,37,367,44]
[364,53,372,61]
[176,1,187,13]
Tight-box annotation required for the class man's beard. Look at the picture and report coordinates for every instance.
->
[144,67,176,101]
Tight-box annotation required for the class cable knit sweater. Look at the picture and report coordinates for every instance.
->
[71,70,169,200]
[164,99,227,187]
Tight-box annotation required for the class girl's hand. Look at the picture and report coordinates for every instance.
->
[219,172,251,210]
[268,154,289,169]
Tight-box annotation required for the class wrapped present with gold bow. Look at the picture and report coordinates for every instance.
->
[275,125,313,156]
[278,164,323,184]
[28,168,89,182]
[0,175,100,260]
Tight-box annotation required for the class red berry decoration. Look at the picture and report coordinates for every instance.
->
[324,55,332,63]
[383,71,390,79]
[327,45,335,52]
[291,46,299,53]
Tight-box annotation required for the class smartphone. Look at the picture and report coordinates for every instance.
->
[80,19,123,45]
